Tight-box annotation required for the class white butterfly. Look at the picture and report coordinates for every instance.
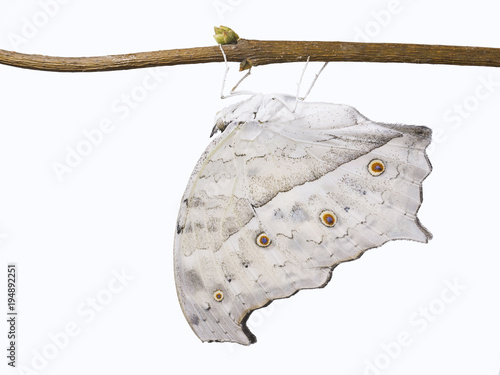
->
[173,92,432,345]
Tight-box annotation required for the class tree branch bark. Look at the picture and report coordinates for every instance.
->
[1,39,499,73]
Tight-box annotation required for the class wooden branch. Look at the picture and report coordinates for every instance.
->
[1,39,500,73]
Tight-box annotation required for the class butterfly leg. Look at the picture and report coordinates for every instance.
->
[219,45,255,99]
[294,59,329,111]
[295,56,311,103]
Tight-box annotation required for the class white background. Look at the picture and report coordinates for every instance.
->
[0,1,499,374]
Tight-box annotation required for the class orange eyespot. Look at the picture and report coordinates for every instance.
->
[320,211,337,227]
[256,233,271,247]
[368,159,385,176]
[213,290,224,302]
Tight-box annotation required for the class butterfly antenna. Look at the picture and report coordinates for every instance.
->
[219,45,255,99]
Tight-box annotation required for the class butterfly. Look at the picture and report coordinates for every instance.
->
[173,92,432,345]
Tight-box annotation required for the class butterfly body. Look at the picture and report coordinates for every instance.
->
[174,94,432,345]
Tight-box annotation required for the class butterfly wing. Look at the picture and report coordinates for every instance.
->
[174,97,432,345]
